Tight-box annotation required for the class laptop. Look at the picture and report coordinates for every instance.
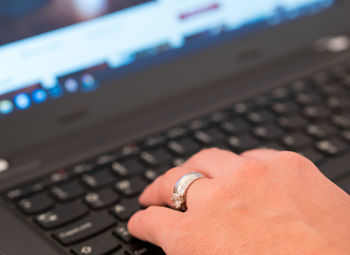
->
[0,0,350,254]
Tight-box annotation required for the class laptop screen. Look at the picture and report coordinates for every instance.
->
[0,0,334,117]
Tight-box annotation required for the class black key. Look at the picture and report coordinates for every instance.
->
[343,130,350,142]
[312,71,332,86]
[167,127,187,139]
[228,134,260,152]
[253,124,284,139]
[125,242,164,255]
[271,101,299,115]
[316,138,349,156]
[110,249,129,255]
[82,169,115,189]
[118,143,140,158]
[303,106,330,119]
[282,133,313,149]
[209,111,229,123]
[142,135,166,148]
[193,130,212,145]
[140,148,172,166]
[326,96,350,110]
[320,83,347,96]
[220,119,250,134]
[111,198,141,221]
[278,115,308,129]
[84,188,120,210]
[295,93,322,105]
[113,224,135,243]
[114,177,148,197]
[204,127,227,143]
[232,102,251,114]
[262,142,285,151]
[188,118,209,131]
[18,193,53,215]
[5,182,45,201]
[143,169,160,182]
[167,137,200,155]
[290,80,309,92]
[51,181,85,202]
[299,148,324,164]
[70,163,95,176]
[35,202,88,230]
[271,87,290,100]
[332,114,350,128]
[46,169,70,185]
[246,109,274,124]
[319,152,350,179]
[53,212,116,246]
[111,159,144,177]
[306,123,337,139]
[72,231,121,255]
[96,154,118,166]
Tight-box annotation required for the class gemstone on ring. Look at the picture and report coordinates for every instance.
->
[171,172,205,210]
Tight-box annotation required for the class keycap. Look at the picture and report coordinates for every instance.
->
[18,193,53,215]
[319,152,350,180]
[140,148,172,166]
[114,177,148,197]
[282,133,313,149]
[303,106,330,119]
[70,163,95,176]
[253,124,284,139]
[111,159,144,177]
[82,169,115,189]
[306,123,337,139]
[343,130,350,142]
[167,127,187,139]
[113,224,134,243]
[202,127,227,143]
[111,198,140,221]
[96,154,118,166]
[110,249,130,255]
[332,114,350,128]
[51,181,85,202]
[71,231,121,255]
[53,212,116,245]
[188,118,209,131]
[299,148,324,164]
[84,188,120,210]
[278,115,308,129]
[209,111,229,123]
[327,96,350,110]
[35,202,88,230]
[193,130,212,145]
[320,84,347,96]
[143,169,160,182]
[125,242,164,255]
[316,138,348,156]
[295,93,322,105]
[142,136,166,148]
[271,87,290,100]
[167,137,200,155]
[5,182,45,201]
[246,110,274,123]
[228,134,260,152]
[220,119,250,134]
[46,169,70,185]
[271,101,298,115]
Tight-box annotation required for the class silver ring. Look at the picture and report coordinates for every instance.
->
[171,172,206,211]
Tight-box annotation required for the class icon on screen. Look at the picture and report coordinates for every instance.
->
[64,78,79,93]
[32,89,48,103]
[81,74,98,92]
[14,93,31,110]
[0,100,14,114]
[48,85,63,98]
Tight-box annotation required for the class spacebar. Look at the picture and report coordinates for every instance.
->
[319,152,350,180]
[53,212,115,246]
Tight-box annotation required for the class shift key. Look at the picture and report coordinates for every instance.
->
[53,212,116,245]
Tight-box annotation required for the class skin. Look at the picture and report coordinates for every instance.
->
[128,148,350,255]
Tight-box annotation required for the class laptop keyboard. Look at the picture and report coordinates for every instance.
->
[3,61,350,255]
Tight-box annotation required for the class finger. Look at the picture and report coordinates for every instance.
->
[128,206,182,247]
[240,148,280,161]
[139,166,211,207]
[182,148,241,176]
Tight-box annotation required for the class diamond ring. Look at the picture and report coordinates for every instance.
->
[171,172,206,211]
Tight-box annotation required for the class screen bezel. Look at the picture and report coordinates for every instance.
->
[1,0,350,156]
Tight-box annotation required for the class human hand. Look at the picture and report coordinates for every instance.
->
[128,148,350,255]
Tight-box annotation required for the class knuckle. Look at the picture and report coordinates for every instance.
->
[235,159,270,180]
